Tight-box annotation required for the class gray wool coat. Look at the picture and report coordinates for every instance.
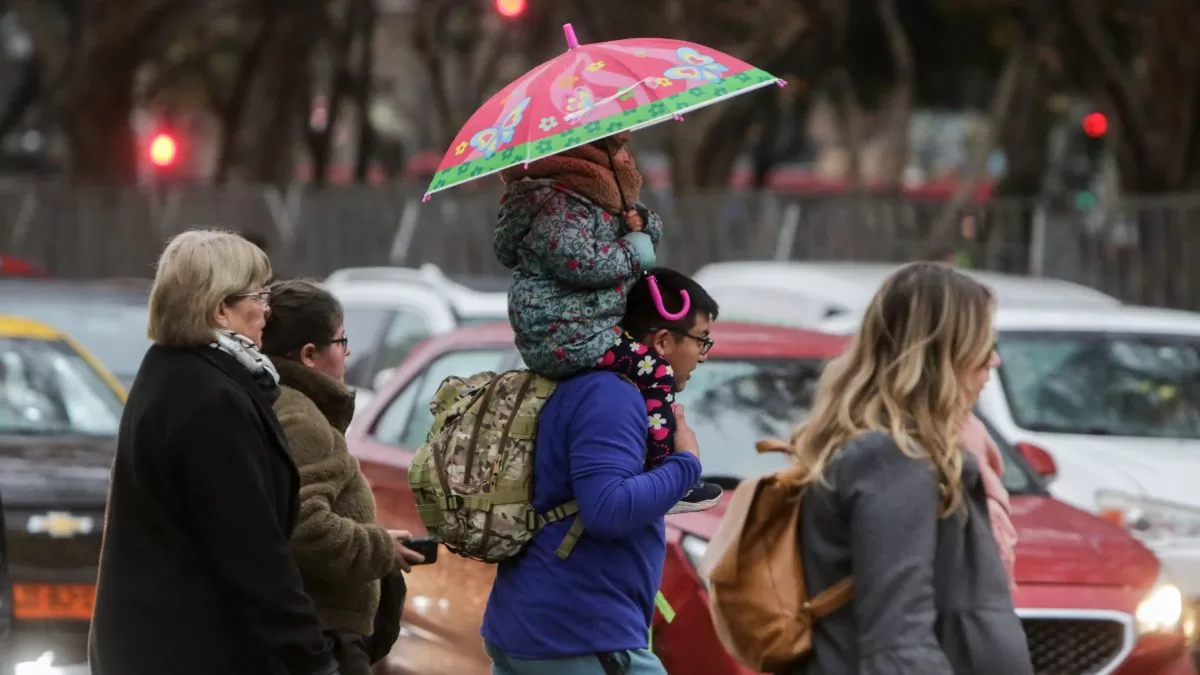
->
[787,431,1034,675]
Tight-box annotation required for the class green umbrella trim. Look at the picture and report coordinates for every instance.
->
[426,67,778,195]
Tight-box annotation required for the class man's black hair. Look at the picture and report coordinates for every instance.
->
[261,279,344,359]
[621,267,719,343]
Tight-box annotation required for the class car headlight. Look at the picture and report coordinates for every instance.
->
[1095,490,1200,542]
[1136,571,1185,635]
[680,534,709,582]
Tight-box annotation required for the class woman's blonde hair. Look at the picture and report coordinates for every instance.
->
[791,262,996,516]
[147,229,272,347]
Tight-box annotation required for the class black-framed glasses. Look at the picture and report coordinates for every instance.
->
[651,327,713,355]
[328,335,349,350]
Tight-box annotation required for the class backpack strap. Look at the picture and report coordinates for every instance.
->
[805,577,853,619]
[521,500,584,559]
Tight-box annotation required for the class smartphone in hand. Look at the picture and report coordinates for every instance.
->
[403,537,439,565]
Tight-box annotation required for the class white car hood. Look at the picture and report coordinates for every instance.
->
[1028,432,1200,507]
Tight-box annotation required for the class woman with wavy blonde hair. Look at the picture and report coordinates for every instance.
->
[787,262,1033,675]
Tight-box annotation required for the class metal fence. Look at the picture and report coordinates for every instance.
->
[3,181,1200,310]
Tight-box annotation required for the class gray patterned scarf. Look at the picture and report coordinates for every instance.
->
[211,330,280,389]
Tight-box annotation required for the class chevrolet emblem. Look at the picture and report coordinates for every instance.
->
[27,512,95,539]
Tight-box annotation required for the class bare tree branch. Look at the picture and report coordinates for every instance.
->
[931,37,1028,243]
[876,0,914,191]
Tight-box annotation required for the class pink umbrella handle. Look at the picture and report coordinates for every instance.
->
[647,274,691,321]
[563,23,579,50]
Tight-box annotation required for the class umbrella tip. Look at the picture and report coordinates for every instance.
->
[421,193,432,203]
[563,23,579,50]
[776,78,787,87]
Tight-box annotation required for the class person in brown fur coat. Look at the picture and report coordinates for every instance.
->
[262,279,425,674]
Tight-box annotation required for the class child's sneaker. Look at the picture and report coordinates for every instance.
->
[668,480,723,514]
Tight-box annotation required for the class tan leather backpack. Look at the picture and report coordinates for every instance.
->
[700,439,853,673]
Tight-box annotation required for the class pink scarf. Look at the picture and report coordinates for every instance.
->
[962,413,1018,590]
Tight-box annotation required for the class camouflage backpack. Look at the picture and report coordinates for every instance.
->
[408,369,584,563]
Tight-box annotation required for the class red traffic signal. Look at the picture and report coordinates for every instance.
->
[1082,112,1108,139]
[495,0,526,18]
[148,133,178,167]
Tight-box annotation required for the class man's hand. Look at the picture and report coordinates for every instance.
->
[673,404,700,460]
[387,530,426,572]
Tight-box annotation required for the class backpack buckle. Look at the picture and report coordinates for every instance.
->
[525,510,542,530]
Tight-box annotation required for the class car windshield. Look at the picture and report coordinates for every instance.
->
[0,300,149,378]
[0,337,123,436]
[997,331,1200,439]
[341,307,392,379]
[678,357,1037,495]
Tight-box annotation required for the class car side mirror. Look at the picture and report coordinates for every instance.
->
[373,368,397,392]
[1015,442,1058,482]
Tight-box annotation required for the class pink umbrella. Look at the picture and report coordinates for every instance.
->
[424,23,785,202]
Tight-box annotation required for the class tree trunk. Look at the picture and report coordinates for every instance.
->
[353,0,378,182]
[242,8,321,186]
[0,57,42,143]
[61,50,140,183]
[215,14,273,183]
[875,0,914,192]
[931,39,1027,246]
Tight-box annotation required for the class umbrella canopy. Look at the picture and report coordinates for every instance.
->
[424,23,783,199]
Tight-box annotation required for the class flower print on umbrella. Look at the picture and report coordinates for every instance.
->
[539,116,558,132]
[651,77,674,89]
[454,141,469,156]
[535,139,554,154]
[586,60,606,73]
[468,96,531,158]
[564,87,596,115]
[663,46,728,83]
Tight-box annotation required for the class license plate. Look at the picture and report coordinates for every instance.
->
[12,582,95,620]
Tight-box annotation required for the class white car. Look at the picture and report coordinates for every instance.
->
[325,265,508,391]
[822,304,1200,610]
[693,261,1121,327]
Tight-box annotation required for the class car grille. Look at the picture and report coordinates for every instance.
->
[1022,616,1128,675]
[4,508,103,578]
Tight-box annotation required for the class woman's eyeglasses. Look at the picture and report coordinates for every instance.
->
[228,290,271,307]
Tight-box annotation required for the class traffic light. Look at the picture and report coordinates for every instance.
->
[495,0,526,18]
[1061,111,1109,212]
[1082,112,1108,139]
[148,133,178,168]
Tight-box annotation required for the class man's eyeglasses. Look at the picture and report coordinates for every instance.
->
[651,327,713,355]
[328,336,349,350]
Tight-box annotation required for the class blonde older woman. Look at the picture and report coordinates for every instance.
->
[89,230,340,675]
[786,262,1032,675]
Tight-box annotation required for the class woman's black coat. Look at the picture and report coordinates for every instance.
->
[88,344,338,675]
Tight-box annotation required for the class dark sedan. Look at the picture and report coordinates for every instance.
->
[0,315,122,674]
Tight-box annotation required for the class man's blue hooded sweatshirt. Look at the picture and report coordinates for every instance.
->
[480,370,702,658]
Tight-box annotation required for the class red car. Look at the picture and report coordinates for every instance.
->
[348,321,1199,675]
